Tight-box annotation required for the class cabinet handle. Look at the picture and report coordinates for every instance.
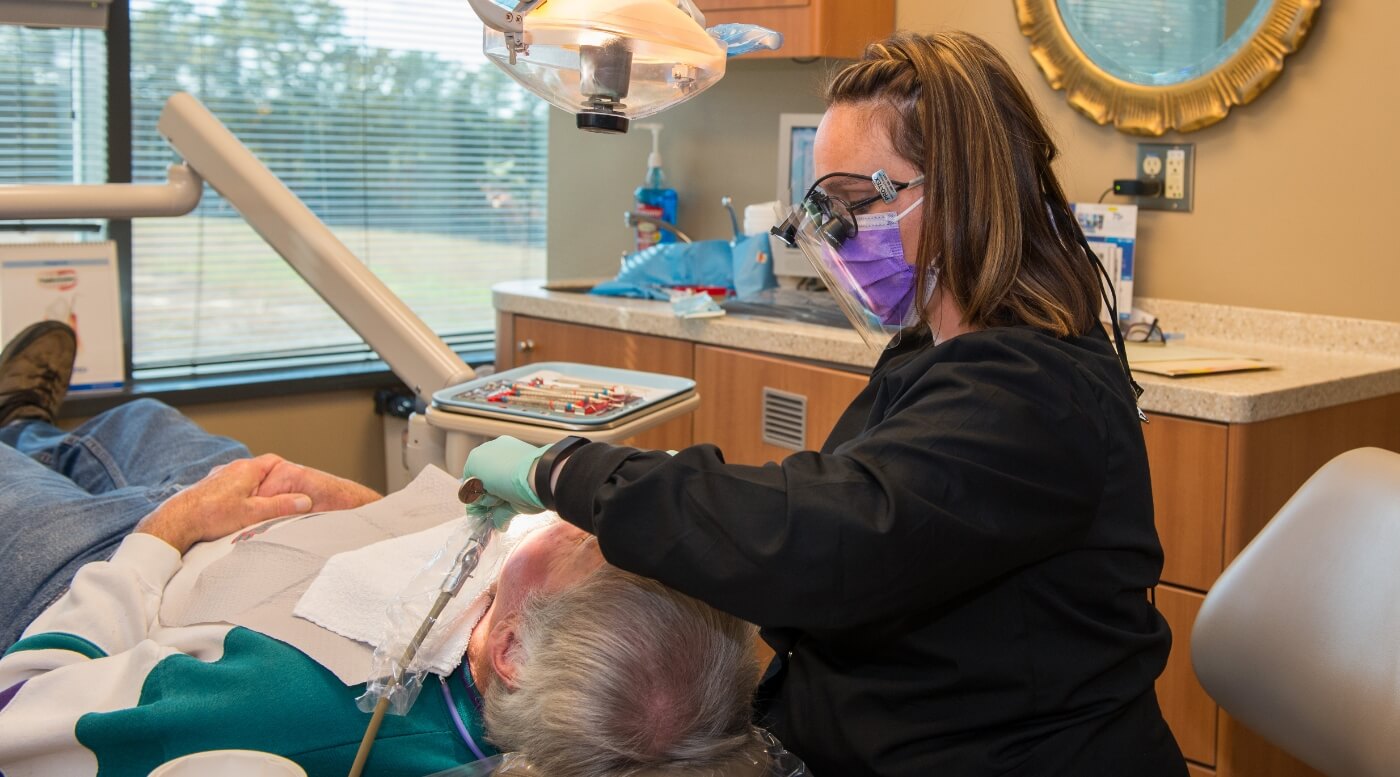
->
[518,339,536,353]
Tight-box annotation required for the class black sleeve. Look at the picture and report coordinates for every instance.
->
[554,342,1109,631]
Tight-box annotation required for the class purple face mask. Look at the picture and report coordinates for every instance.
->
[836,198,924,326]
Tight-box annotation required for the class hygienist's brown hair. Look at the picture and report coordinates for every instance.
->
[826,31,1101,337]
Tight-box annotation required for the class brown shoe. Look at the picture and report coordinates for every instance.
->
[0,321,77,426]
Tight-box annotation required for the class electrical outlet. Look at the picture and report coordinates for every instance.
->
[1135,142,1194,212]
[1165,149,1186,199]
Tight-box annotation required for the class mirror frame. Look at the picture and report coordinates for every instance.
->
[1014,0,1321,135]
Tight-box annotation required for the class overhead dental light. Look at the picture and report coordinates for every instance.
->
[466,0,780,134]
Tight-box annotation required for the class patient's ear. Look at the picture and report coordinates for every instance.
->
[487,616,524,691]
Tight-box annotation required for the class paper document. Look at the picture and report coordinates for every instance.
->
[1125,342,1276,377]
[1072,203,1136,322]
[0,242,124,392]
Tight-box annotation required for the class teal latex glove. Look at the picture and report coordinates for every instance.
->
[463,436,549,529]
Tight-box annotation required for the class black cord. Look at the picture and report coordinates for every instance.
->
[1097,187,1114,203]
[1055,201,1146,421]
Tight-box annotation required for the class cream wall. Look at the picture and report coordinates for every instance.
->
[549,1,1400,323]
[900,0,1399,323]
[67,389,389,492]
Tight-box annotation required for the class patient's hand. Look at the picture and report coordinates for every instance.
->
[254,460,382,512]
[136,454,313,554]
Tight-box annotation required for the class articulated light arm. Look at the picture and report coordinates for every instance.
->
[0,164,201,220]
[156,93,475,399]
[463,0,546,63]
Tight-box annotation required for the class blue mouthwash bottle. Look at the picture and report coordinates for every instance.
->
[633,123,678,253]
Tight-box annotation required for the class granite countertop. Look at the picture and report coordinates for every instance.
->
[493,280,1400,424]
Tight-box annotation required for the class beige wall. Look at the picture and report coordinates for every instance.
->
[901,0,1399,323]
[550,1,1400,323]
[67,388,389,492]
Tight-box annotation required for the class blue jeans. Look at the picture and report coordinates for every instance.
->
[0,399,249,651]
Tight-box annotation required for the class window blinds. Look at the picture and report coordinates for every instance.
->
[1060,0,1226,85]
[0,26,106,187]
[129,0,548,376]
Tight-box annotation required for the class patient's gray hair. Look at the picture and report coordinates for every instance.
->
[483,564,761,776]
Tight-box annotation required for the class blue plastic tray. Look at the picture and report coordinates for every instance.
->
[432,362,696,428]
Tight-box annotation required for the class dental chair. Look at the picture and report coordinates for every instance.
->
[1191,447,1400,777]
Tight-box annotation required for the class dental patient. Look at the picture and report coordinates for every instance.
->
[0,322,760,777]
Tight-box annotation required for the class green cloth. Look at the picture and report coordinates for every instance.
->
[75,627,495,777]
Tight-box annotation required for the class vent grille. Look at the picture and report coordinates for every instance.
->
[761,387,808,451]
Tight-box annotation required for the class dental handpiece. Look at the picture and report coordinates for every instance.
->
[348,477,496,777]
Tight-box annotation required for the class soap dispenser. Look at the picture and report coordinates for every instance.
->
[632,122,679,252]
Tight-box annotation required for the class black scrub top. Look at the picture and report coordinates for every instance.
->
[554,324,1188,777]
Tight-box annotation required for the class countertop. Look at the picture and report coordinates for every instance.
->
[493,280,1400,424]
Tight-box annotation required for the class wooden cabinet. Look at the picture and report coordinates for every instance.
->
[499,315,695,452]
[1154,585,1216,767]
[692,344,867,465]
[1142,415,1228,591]
[692,0,895,59]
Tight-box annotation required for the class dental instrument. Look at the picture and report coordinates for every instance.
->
[348,477,498,777]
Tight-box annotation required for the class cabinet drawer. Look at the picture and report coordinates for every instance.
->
[693,345,866,466]
[511,317,694,451]
[1142,415,1227,590]
[1154,585,1216,766]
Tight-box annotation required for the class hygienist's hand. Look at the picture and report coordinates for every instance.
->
[136,454,313,554]
[463,436,549,525]
[255,460,381,511]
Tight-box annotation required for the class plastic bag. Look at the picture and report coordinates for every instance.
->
[355,519,482,716]
[709,23,785,58]
[590,240,736,300]
[590,234,776,301]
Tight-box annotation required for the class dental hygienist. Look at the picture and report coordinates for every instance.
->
[466,31,1188,777]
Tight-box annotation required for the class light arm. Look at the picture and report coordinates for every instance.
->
[0,164,201,219]
[156,93,475,399]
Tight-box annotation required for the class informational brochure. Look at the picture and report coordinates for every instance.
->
[1072,203,1137,322]
[0,241,124,392]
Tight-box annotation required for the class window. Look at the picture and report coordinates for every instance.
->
[0,25,106,188]
[128,0,548,378]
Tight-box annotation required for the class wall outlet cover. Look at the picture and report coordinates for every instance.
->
[1136,142,1195,212]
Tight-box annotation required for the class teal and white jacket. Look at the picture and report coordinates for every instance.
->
[0,533,496,777]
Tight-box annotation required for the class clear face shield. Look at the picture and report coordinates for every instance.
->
[771,171,926,348]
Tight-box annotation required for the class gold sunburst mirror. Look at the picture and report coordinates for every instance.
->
[1015,0,1321,135]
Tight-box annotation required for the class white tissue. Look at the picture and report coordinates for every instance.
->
[293,512,556,676]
